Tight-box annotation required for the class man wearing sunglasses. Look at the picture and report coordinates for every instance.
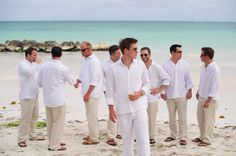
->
[140,47,170,145]
[75,41,103,145]
[106,38,150,156]
[161,44,192,146]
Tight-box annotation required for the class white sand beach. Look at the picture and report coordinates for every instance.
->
[0,52,236,155]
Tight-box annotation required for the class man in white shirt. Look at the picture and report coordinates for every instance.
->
[102,45,122,146]
[161,44,192,145]
[37,47,76,151]
[140,47,170,145]
[106,38,150,156]
[75,41,103,145]
[192,47,220,146]
[18,47,44,148]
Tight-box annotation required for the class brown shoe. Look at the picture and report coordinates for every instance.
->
[116,134,122,139]
[180,140,187,145]
[164,137,175,142]
[82,139,99,145]
[106,138,117,146]
[18,142,27,147]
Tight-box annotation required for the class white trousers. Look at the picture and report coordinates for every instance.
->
[166,98,187,139]
[147,101,158,140]
[85,97,99,142]
[118,111,150,156]
[18,98,39,143]
[197,97,218,144]
[46,105,66,150]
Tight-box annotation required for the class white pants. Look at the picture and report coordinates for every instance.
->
[197,97,218,144]
[147,101,158,140]
[166,98,187,139]
[118,111,150,156]
[18,98,39,143]
[85,97,99,142]
[46,105,66,150]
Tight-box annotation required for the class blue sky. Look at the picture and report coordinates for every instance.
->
[0,0,235,21]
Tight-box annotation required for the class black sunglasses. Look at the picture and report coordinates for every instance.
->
[175,50,182,53]
[81,48,89,52]
[140,54,148,57]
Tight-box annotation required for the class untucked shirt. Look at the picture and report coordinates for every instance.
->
[78,54,103,98]
[106,59,149,115]
[147,61,170,103]
[162,59,192,99]
[37,60,75,107]
[18,60,40,100]
[198,62,220,100]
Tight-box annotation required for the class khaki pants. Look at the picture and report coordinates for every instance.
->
[166,98,187,139]
[18,98,39,143]
[147,101,158,140]
[107,117,118,139]
[46,105,66,150]
[85,98,99,142]
[197,97,218,144]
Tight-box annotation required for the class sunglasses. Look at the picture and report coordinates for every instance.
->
[140,54,148,57]
[81,48,89,52]
[131,47,138,51]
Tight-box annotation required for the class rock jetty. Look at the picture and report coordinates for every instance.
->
[0,40,109,52]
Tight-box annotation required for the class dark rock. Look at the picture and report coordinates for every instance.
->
[60,41,75,51]
[45,41,58,53]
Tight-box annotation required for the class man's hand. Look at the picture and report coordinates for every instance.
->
[160,94,167,101]
[129,91,142,101]
[83,93,90,102]
[150,88,159,95]
[204,100,210,108]
[109,106,117,123]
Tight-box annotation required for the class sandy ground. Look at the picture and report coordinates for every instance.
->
[0,118,236,156]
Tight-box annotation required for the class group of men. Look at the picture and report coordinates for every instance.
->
[17,37,220,156]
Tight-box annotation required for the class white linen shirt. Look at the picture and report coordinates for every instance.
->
[37,60,75,107]
[102,59,115,91]
[147,61,170,103]
[78,54,103,99]
[162,59,192,99]
[198,62,220,100]
[18,60,40,100]
[106,59,150,115]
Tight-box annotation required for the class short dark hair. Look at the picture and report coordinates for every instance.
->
[51,47,62,57]
[170,44,182,53]
[119,38,137,54]
[25,47,36,57]
[201,47,214,59]
[140,47,151,54]
[108,45,120,56]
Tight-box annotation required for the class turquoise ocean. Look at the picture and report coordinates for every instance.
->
[0,21,236,125]
[0,21,236,53]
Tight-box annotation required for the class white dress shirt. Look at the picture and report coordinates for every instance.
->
[102,59,115,91]
[162,59,192,99]
[18,60,40,100]
[106,59,150,115]
[78,54,103,99]
[147,61,170,102]
[198,62,220,100]
[37,60,75,107]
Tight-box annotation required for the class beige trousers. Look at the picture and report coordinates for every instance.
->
[46,105,66,150]
[166,98,187,140]
[18,98,39,143]
[197,97,218,144]
[147,101,158,140]
[85,98,99,142]
[107,117,118,139]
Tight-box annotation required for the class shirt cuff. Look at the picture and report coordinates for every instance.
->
[106,98,115,106]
